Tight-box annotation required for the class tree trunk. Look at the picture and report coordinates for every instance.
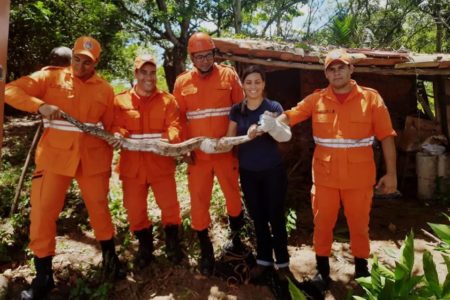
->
[276,17,282,36]
[233,0,242,34]
[163,45,187,92]
[436,19,442,52]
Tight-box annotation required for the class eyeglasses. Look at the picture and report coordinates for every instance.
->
[192,52,214,62]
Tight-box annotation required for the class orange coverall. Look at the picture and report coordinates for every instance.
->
[285,80,396,258]
[5,66,115,258]
[173,64,244,230]
[113,88,181,231]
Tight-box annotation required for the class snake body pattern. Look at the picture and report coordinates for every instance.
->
[60,112,251,157]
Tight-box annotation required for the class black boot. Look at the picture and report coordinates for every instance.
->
[100,239,127,281]
[274,267,295,300]
[20,256,55,300]
[197,229,215,276]
[312,255,331,292]
[249,264,275,285]
[355,257,370,278]
[227,211,245,253]
[164,225,183,264]
[134,226,154,269]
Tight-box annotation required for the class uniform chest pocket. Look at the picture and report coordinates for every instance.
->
[147,116,164,130]
[181,86,198,97]
[313,113,334,123]
[349,114,372,138]
[45,86,75,104]
[350,113,371,123]
[312,112,335,136]
[122,109,141,130]
[181,86,198,110]
[214,83,232,102]
[88,99,108,120]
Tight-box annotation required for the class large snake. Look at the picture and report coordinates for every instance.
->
[60,112,251,157]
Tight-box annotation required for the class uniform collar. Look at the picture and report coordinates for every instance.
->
[130,86,162,103]
[68,67,103,83]
[323,80,362,103]
[192,63,218,78]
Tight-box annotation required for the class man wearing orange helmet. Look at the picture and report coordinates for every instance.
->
[277,49,397,291]
[113,54,183,268]
[173,32,245,276]
[5,36,125,300]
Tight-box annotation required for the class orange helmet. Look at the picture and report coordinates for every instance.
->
[188,32,215,54]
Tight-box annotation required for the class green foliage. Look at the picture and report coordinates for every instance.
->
[247,0,306,38]
[327,14,357,47]
[428,214,450,254]
[107,178,129,237]
[355,230,450,299]
[210,178,226,217]
[0,212,30,262]
[305,0,450,52]
[434,177,450,205]
[8,0,125,79]
[0,222,16,262]
[352,0,449,52]
[0,161,22,215]
[69,279,112,300]
[285,208,297,237]
[287,277,308,300]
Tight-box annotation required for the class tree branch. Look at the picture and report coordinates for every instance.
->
[156,0,182,47]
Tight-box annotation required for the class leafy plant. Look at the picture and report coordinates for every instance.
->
[327,14,357,47]
[287,277,308,300]
[428,213,450,255]
[69,279,112,300]
[182,215,192,232]
[285,208,297,237]
[433,177,450,205]
[355,231,450,299]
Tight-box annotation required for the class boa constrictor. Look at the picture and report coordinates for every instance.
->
[60,112,251,157]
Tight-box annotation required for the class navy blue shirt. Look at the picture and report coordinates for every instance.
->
[229,98,284,171]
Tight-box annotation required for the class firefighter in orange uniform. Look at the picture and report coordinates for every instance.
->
[112,54,183,268]
[5,36,125,300]
[173,32,245,276]
[277,49,397,290]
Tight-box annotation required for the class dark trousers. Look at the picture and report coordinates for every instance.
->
[240,164,289,266]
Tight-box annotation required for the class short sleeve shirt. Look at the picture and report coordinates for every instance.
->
[229,98,284,171]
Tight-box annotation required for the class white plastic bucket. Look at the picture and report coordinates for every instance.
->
[416,152,438,200]
[437,154,450,192]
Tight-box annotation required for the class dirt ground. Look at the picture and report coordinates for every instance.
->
[2,197,448,300]
[1,115,449,300]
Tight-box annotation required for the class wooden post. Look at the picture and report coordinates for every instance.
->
[434,77,450,141]
[0,0,11,162]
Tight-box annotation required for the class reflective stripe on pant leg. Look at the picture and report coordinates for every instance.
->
[29,170,71,258]
[122,178,152,232]
[188,160,214,230]
[214,155,242,217]
[341,187,373,258]
[151,174,181,226]
[76,172,115,241]
[312,184,341,256]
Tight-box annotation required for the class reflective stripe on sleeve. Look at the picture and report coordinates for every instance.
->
[313,136,374,148]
